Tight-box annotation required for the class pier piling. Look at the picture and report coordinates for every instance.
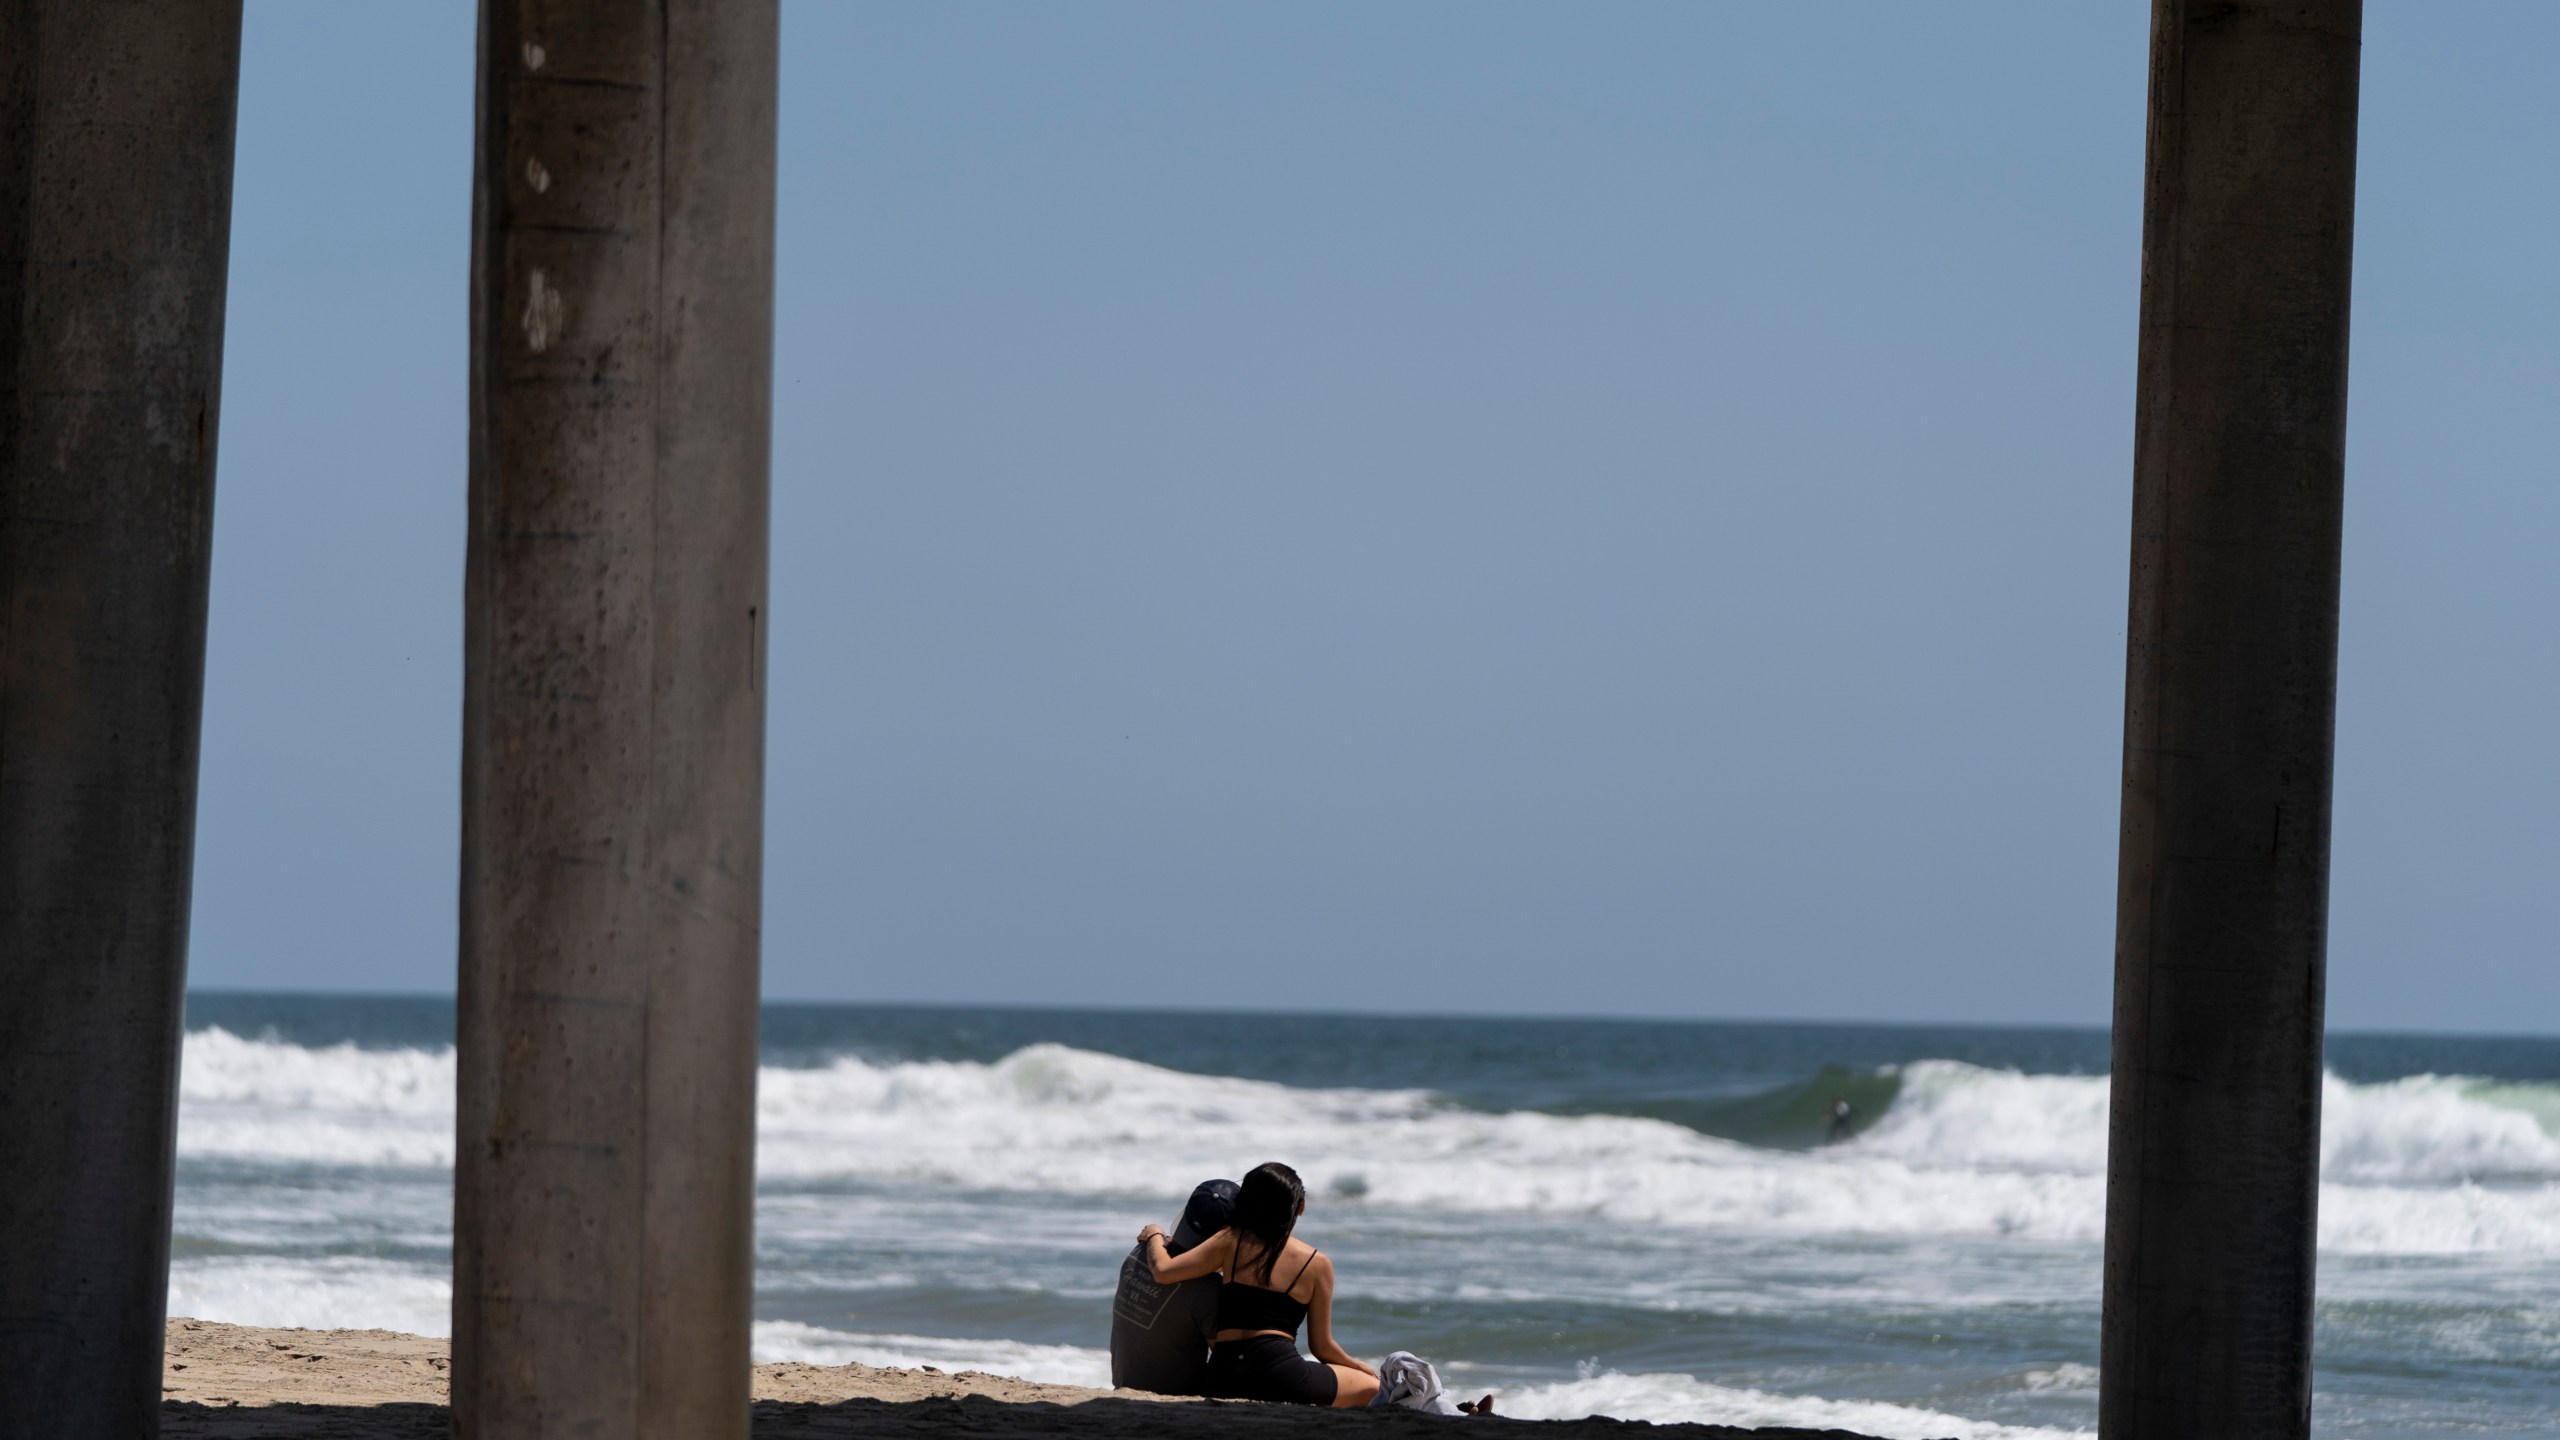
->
[2102,3,2363,1437]
[0,3,244,1435]
[453,3,777,1437]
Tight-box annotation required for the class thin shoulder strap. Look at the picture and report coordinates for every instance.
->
[1285,1246,1320,1292]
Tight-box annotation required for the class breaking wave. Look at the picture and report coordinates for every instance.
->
[178,1028,2560,1254]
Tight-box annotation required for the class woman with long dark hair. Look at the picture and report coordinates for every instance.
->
[1137,1161,1380,1407]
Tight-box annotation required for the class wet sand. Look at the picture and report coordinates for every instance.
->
[161,1318,1908,1439]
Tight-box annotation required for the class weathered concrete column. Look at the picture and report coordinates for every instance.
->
[0,3,243,1436]
[2103,3,2361,1438]
[454,3,776,1437]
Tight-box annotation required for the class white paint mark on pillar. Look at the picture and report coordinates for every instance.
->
[523,271,564,353]
[526,157,551,194]
[523,42,546,71]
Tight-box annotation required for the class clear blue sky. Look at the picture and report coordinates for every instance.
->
[193,3,2558,1030]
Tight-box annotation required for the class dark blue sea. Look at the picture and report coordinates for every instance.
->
[175,994,2560,1438]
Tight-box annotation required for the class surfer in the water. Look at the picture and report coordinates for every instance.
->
[1826,1094,1855,1144]
[1137,1161,1381,1408]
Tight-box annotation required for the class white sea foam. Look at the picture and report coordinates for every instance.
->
[168,1255,453,1338]
[1467,1365,2088,1440]
[752,1042,2113,1241]
[179,1027,455,1168]
[2019,1362,2099,1393]
[750,1321,1114,1387]
[1856,1061,2112,1172]
[177,1029,2560,1254]
[1857,1061,2560,1184]
[2318,1073,2560,1183]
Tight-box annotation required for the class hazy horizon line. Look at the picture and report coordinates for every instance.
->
[179,986,2560,1044]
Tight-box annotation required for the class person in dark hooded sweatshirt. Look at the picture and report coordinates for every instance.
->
[1110,1179,1238,1394]
[1138,1161,1381,1407]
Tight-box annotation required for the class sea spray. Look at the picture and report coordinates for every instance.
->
[178,1029,2560,1252]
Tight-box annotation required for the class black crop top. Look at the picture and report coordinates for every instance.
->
[1215,1247,1319,1336]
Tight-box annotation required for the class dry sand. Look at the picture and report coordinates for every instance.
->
[162,1318,1908,1439]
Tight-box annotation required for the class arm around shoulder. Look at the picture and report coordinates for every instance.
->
[1146,1227,1232,1285]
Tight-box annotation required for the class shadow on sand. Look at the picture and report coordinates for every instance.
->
[164,1396,1907,1439]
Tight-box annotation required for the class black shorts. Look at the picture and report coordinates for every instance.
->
[1204,1335,1338,1406]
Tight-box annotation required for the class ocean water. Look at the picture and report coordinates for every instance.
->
[173,994,2560,1439]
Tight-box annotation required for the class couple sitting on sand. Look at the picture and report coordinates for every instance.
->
[1105,1158,1372,1393]
[1114,1162,1379,1407]
[1114,1162,1493,1415]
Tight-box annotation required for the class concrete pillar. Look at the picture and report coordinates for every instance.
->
[2102,3,2361,1438]
[0,3,242,1436]
[453,2,776,1437]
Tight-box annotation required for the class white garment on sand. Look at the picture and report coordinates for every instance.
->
[1368,1350,1464,1416]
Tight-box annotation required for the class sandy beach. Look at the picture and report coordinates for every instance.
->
[160,1319,1903,1439]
